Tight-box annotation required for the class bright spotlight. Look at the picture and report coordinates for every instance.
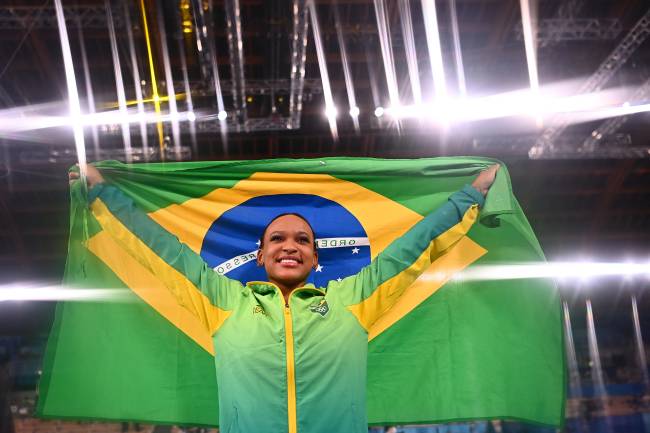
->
[384,104,423,120]
[349,106,360,117]
[374,106,384,117]
[217,110,227,121]
[187,111,196,122]
[325,105,338,120]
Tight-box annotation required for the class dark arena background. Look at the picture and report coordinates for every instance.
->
[1,0,650,432]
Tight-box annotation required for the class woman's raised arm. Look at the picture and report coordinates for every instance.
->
[327,165,499,332]
[70,164,240,335]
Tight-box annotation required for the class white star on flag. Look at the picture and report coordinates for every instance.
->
[336,277,342,282]
[315,264,323,272]
[351,247,359,254]
[256,240,261,247]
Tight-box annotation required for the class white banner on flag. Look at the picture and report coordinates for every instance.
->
[213,237,369,275]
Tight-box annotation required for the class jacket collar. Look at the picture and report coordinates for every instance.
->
[246,281,319,295]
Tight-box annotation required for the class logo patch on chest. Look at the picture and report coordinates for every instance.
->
[309,299,329,317]
[253,305,267,316]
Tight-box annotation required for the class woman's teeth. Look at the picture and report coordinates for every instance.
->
[280,259,299,264]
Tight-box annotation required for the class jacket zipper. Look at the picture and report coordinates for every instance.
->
[284,300,298,433]
[253,284,323,433]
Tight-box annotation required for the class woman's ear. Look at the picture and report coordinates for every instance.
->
[256,248,264,267]
[312,250,319,269]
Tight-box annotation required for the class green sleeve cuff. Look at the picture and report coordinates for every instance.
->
[87,183,107,203]
[460,184,485,208]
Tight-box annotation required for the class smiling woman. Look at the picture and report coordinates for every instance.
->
[257,213,319,303]
[68,163,497,433]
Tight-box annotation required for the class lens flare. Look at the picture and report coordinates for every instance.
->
[0,282,133,302]
[445,261,650,283]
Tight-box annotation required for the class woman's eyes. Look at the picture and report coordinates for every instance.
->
[269,234,310,244]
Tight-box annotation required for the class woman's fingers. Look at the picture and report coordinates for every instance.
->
[68,164,81,185]
[68,171,79,185]
[472,164,500,196]
[68,163,106,188]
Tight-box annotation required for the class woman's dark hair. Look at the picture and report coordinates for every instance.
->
[259,213,318,250]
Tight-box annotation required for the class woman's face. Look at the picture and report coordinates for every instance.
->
[257,214,318,290]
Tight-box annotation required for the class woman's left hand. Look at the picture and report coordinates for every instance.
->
[471,164,500,197]
[68,163,105,188]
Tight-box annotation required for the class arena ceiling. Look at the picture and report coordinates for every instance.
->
[0,0,649,323]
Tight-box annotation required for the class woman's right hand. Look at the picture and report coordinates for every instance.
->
[68,164,105,188]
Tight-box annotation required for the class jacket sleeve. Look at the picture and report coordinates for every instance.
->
[87,183,240,334]
[327,185,484,332]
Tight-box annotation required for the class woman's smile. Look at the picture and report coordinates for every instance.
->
[277,256,303,267]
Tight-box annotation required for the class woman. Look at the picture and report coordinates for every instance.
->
[70,163,499,433]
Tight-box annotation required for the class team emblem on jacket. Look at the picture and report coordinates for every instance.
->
[309,299,329,317]
[253,305,266,315]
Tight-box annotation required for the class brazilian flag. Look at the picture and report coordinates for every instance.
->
[37,157,565,427]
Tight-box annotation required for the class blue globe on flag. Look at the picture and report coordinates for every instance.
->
[200,194,371,287]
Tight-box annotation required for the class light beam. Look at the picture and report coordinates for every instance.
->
[421,0,447,100]
[53,0,86,179]
[447,261,650,282]
[398,0,422,104]
[449,0,467,98]
[334,2,360,132]
[177,8,198,156]
[308,0,338,141]
[207,0,228,148]
[519,0,542,125]
[632,295,650,387]
[140,0,165,159]
[156,0,182,159]
[106,0,133,163]
[124,2,150,160]
[76,17,100,160]
[0,282,132,302]
[563,301,582,397]
[374,0,401,112]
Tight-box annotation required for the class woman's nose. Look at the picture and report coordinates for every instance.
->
[282,243,298,252]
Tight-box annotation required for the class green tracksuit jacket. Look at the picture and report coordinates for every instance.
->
[88,183,484,433]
